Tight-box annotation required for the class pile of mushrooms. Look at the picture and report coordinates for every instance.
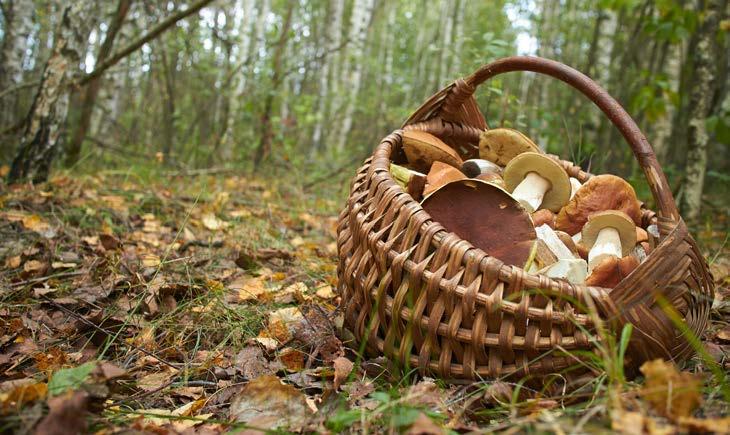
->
[390,128,653,287]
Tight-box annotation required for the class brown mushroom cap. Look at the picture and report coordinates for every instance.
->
[479,128,540,166]
[423,161,467,196]
[532,209,556,229]
[556,174,642,235]
[422,179,536,267]
[461,159,502,178]
[585,255,640,288]
[555,230,578,255]
[475,172,505,188]
[581,210,637,257]
[402,130,463,173]
[503,152,571,212]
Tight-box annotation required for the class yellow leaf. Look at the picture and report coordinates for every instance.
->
[640,359,702,420]
[23,260,45,273]
[5,256,21,269]
[141,254,161,267]
[201,213,226,231]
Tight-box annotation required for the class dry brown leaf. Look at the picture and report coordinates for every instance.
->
[406,413,444,435]
[5,256,21,269]
[640,359,702,420]
[229,374,311,431]
[716,327,730,343]
[678,416,730,433]
[279,347,305,372]
[611,410,674,435]
[34,391,90,435]
[229,276,276,302]
[23,259,46,273]
[333,356,353,390]
[235,346,274,380]
[137,368,178,392]
[264,307,304,343]
[0,382,47,415]
[315,284,335,299]
[141,253,161,268]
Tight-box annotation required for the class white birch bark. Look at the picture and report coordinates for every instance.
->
[0,0,35,126]
[8,1,93,182]
[681,0,722,222]
[450,0,465,78]
[311,0,345,155]
[220,0,256,157]
[322,0,347,149]
[435,0,454,89]
[334,0,375,152]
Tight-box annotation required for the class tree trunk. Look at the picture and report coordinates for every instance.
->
[681,0,723,223]
[0,0,35,129]
[253,1,295,167]
[310,0,345,156]
[219,0,256,159]
[8,2,92,184]
[64,0,131,167]
[334,0,375,152]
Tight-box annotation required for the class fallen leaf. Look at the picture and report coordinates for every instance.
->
[406,413,444,435]
[265,307,304,343]
[34,391,89,435]
[333,357,353,390]
[141,253,161,267]
[278,347,305,372]
[678,416,730,433]
[235,346,274,380]
[51,261,76,269]
[202,213,226,231]
[251,337,279,352]
[229,375,311,431]
[0,382,47,414]
[23,260,46,273]
[315,284,335,299]
[640,359,702,420]
[48,362,96,396]
[22,214,55,238]
[229,276,277,302]
[5,256,21,269]
[716,327,730,343]
[137,368,178,392]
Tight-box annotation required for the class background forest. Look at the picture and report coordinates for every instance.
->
[1,0,728,222]
[1,0,730,433]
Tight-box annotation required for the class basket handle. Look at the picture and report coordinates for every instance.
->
[450,56,679,221]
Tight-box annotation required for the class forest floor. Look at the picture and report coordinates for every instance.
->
[0,166,728,434]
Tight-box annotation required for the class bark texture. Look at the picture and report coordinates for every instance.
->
[8,2,92,183]
[0,0,35,128]
[681,0,723,222]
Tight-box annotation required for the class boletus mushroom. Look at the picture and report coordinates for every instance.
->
[556,174,642,235]
[461,159,504,187]
[503,152,571,213]
[423,161,467,197]
[569,177,582,199]
[402,130,462,173]
[479,128,540,166]
[534,224,587,284]
[585,255,639,288]
[532,209,556,229]
[390,164,427,200]
[581,210,637,273]
[422,179,536,267]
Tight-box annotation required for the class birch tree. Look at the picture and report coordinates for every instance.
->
[8,2,93,183]
[219,0,255,158]
[335,0,375,152]
[681,0,724,222]
[0,0,35,128]
[310,0,345,155]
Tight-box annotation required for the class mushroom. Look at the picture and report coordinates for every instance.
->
[390,164,427,200]
[569,177,582,199]
[422,179,536,267]
[503,152,571,213]
[479,128,540,166]
[534,224,587,284]
[581,210,637,273]
[532,209,556,229]
[556,174,642,235]
[402,130,463,173]
[423,161,467,197]
[555,230,579,256]
[461,159,502,178]
[585,255,639,288]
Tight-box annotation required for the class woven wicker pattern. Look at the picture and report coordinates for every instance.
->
[336,57,713,380]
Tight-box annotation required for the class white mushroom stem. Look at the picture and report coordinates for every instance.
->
[588,227,622,272]
[511,172,550,212]
[569,177,582,199]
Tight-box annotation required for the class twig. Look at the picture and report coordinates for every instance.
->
[77,0,216,87]
[10,270,85,288]
[39,294,181,371]
[0,80,41,99]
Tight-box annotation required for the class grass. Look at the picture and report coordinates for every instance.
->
[0,159,728,433]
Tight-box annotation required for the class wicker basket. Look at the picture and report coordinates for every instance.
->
[336,56,713,381]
